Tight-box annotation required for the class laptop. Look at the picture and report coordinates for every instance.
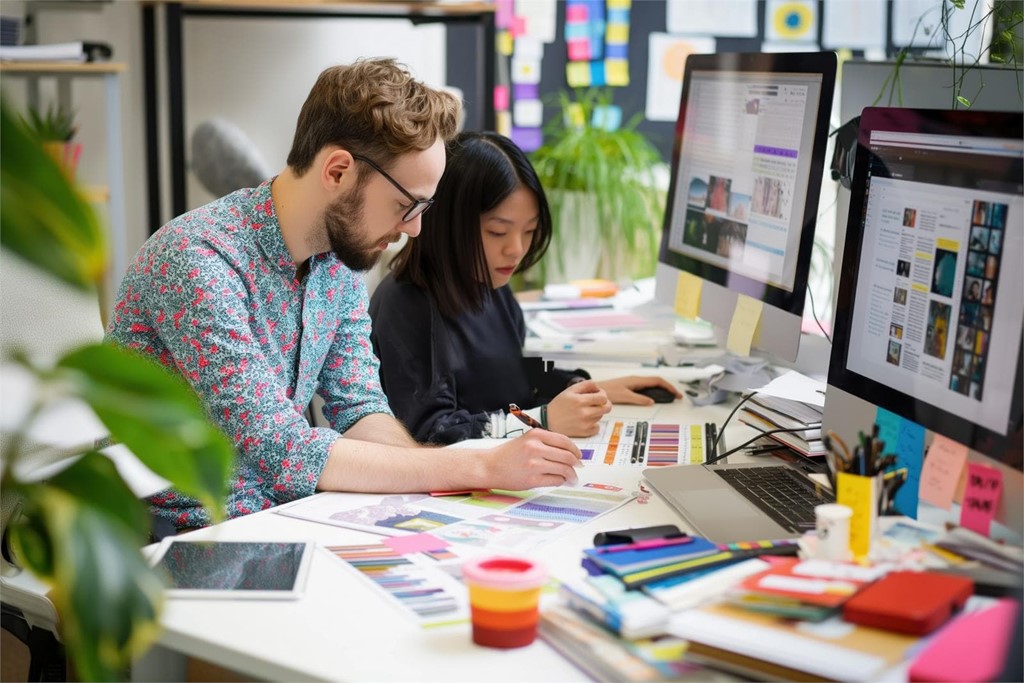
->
[642,460,832,544]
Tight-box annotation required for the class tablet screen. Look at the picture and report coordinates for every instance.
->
[152,540,313,599]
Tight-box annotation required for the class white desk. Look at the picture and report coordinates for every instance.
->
[132,366,759,681]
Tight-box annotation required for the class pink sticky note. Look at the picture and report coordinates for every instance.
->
[509,15,526,38]
[383,533,450,555]
[566,3,589,23]
[960,462,1003,536]
[495,0,514,28]
[493,85,510,111]
[567,38,591,61]
[920,435,969,509]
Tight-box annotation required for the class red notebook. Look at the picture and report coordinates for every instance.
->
[842,571,973,635]
[734,557,878,608]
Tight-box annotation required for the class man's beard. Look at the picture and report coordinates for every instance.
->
[322,184,387,272]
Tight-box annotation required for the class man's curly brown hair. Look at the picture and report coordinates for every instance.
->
[286,58,462,177]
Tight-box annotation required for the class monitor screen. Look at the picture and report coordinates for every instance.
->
[655,52,837,362]
[828,107,1023,468]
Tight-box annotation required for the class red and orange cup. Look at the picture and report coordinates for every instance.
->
[462,556,546,648]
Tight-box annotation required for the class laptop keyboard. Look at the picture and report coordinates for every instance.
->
[714,466,834,533]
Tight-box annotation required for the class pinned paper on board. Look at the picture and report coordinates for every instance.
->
[666,0,757,37]
[919,434,968,510]
[726,294,762,357]
[674,271,702,320]
[515,0,557,43]
[645,33,715,122]
[822,0,886,50]
[765,0,818,43]
[960,462,1003,537]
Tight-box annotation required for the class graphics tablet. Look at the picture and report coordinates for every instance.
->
[150,539,314,600]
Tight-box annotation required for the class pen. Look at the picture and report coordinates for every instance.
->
[595,536,693,554]
[508,403,543,430]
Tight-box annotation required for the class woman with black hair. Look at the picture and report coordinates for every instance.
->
[370,131,679,445]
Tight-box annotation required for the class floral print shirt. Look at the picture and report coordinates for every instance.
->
[105,181,392,528]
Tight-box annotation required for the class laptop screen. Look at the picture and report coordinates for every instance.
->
[830,108,1023,460]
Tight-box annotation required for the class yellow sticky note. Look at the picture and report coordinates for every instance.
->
[565,102,586,129]
[605,59,630,86]
[566,62,591,88]
[836,472,878,558]
[674,271,702,320]
[726,294,762,356]
[606,23,630,44]
[498,31,513,56]
[607,0,631,8]
[496,110,512,137]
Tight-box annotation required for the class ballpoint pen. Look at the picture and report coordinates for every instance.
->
[508,403,543,430]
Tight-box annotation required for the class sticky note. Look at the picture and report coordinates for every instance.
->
[567,38,591,61]
[565,102,586,129]
[607,0,631,9]
[589,60,607,87]
[566,2,588,23]
[513,98,543,127]
[605,58,630,86]
[960,462,1003,537]
[511,57,541,84]
[836,472,877,558]
[674,271,702,320]
[493,85,510,111]
[874,407,924,518]
[510,126,543,153]
[496,110,512,137]
[498,30,514,56]
[606,22,630,44]
[383,533,450,554]
[920,434,969,510]
[592,104,622,132]
[726,294,762,356]
[566,61,591,87]
[509,15,526,37]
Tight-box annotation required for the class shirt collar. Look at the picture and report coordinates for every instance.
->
[248,179,297,276]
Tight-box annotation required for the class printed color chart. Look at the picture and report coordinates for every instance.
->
[576,419,707,466]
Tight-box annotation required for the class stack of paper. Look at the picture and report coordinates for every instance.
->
[0,41,85,62]
[739,393,825,457]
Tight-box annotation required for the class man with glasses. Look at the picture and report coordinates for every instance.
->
[106,59,583,533]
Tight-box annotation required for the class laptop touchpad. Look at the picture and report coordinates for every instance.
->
[674,489,763,520]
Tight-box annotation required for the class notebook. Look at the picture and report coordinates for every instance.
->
[575,419,717,467]
[642,461,833,544]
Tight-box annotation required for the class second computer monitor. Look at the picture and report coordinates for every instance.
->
[655,52,837,361]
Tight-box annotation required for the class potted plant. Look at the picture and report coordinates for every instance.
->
[22,103,82,179]
[529,88,665,286]
[1,99,235,681]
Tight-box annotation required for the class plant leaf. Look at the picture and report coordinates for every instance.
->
[0,99,106,290]
[9,470,164,682]
[56,343,233,522]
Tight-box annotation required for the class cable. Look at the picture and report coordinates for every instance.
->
[711,391,758,457]
[807,284,833,344]
[706,426,816,465]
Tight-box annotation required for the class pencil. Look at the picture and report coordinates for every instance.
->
[508,403,543,430]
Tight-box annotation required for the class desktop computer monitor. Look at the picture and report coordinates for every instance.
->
[654,51,837,362]
[824,107,1023,534]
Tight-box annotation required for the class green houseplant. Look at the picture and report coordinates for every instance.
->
[21,103,82,179]
[529,88,665,286]
[0,98,235,681]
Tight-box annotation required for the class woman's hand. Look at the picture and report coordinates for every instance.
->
[546,380,611,437]
[596,375,682,405]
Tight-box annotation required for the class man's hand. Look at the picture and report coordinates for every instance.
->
[479,429,583,489]
[546,379,611,437]
[596,375,682,405]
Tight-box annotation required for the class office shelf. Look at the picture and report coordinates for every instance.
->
[1,61,129,305]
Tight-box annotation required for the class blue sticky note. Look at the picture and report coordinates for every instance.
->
[607,7,630,24]
[875,407,923,518]
[605,42,629,60]
[592,104,622,132]
[895,419,924,518]
[589,60,606,87]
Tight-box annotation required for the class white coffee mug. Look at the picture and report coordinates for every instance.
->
[815,503,853,561]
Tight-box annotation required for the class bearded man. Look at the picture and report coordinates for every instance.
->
[106,59,582,532]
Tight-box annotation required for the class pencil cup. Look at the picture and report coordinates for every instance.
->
[835,472,880,558]
[462,556,546,648]
[814,504,853,561]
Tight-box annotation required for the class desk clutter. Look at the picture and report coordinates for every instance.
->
[537,522,1022,682]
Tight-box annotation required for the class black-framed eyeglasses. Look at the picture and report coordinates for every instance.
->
[351,154,434,222]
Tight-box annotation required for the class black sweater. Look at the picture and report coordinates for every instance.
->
[369,275,583,444]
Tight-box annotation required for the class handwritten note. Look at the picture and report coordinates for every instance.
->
[874,407,924,518]
[726,294,762,356]
[919,435,969,510]
[674,271,702,320]
[836,472,877,558]
[960,462,1003,537]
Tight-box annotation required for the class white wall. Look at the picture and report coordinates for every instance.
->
[5,1,446,272]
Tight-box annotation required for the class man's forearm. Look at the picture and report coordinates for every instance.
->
[343,413,420,447]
